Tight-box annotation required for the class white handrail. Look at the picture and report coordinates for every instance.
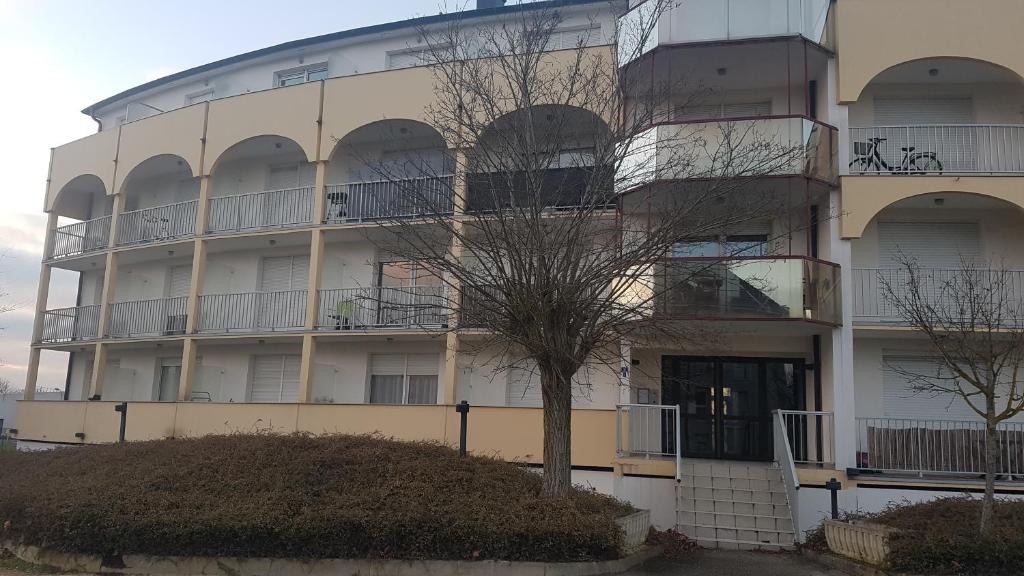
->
[616,403,682,482]
[773,409,801,541]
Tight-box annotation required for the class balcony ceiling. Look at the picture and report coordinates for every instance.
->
[872,58,1022,86]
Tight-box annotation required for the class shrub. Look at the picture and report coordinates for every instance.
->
[809,498,1024,576]
[0,434,633,562]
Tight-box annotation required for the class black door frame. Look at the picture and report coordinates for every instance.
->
[661,355,806,461]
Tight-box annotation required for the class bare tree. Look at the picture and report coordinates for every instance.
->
[879,254,1024,533]
[0,378,10,400]
[336,1,818,496]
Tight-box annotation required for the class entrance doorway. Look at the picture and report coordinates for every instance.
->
[661,356,804,461]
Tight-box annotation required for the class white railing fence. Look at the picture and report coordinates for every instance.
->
[116,200,198,246]
[856,417,1024,477]
[324,175,454,223]
[51,216,111,259]
[772,409,802,543]
[108,297,188,338]
[316,286,448,330]
[849,125,1024,174]
[778,410,835,466]
[40,305,101,343]
[615,404,682,481]
[197,290,307,333]
[207,186,314,234]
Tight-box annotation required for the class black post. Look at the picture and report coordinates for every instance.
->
[455,401,470,457]
[825,477,842,519]
[114,402,128,443]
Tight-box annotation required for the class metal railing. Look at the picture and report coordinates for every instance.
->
[852,268,1024,325]
[116,200,198,246]
[197,290,307,332]
[856,417,1024,477]
[207,186,314,234]
[108,297,188,338]
[40,305,101,343]
[51,216,110,259]
[317,286,448,330]
[849,125,1024,175]
[772,409,801,542]
[324,175,454,223]
[615,404,682,482]
[778,410,835,466]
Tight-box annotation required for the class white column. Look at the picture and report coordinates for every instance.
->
[830,188,857,470]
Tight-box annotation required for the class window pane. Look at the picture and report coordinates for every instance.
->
[307,67,328,81]
[369,375,404,403]
[724,235,768,257]
[407,375,438,404]
[672,240,719,258]
[379,262,413,287]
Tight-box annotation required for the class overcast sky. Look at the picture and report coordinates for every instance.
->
[0,0,465,392]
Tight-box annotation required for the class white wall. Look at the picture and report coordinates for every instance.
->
[104,347,184,401]
[193,342,302,403]
[116,256,194,302]
[313,340,447,404]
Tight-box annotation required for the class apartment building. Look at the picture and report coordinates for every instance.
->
[16,0,1024,550]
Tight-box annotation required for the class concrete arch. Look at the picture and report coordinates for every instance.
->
[840,176,1024,238]
[115,103,206,194]
[118,154,199,212]
[206,135,311,178]
[471,103,613,167]
[51,174,108,221]
[327,119,449,184]
[843,56,1024,105]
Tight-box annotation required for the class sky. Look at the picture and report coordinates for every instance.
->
[0,0,468,392]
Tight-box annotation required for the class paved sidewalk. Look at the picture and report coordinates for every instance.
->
[626,549,847,576]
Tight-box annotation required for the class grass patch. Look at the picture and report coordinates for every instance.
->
[0,434,632,562]
[0,549,61,574]
[0,437,15,452]
[804,497,1024,575]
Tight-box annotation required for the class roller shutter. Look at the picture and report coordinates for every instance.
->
[878,222,980,269]
[250,354,300,403]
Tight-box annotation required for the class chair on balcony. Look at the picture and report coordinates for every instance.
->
[327,300,356,330]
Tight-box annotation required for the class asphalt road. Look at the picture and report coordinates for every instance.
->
[625,549,848,576]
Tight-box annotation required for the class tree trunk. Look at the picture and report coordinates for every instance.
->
[980,418,998,534]
[540,366,573,498]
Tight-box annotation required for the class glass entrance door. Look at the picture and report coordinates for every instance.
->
[662,356,804,461]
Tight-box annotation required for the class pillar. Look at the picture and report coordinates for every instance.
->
[195,175,211,235]
[441,149,468,404]
[178,337,198,401]
[305,230,324,330]
[184,239,207,333]
[312,160,328,225]
[25,213,59,399]
[298,333,317,402]
[89,342,109,399]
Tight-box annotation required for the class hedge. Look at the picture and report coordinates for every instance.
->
[805,497,1024,575]
[0,434,633,562]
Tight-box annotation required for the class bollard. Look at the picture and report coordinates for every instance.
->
[114,402,128,443]
[455,401,470,457]
[825,477,842,519]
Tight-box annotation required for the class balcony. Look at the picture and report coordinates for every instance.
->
[324,176,453,223]
[852,268,1024,326]
[617,117,837,194]
[650,257,841,325]
[108,297,188,338]
[316,287,447,330]
[207,186,314,234]
[39,305,101,344]
[856,417,1024,477]
[618,0,831,66]
[849,125,1024,175]
[197,290,307,333]
[116,200,198,246]
[50,216,110,259]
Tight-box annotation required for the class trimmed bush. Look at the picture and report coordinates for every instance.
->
[0,434,632,562]
[805,498,1024,575]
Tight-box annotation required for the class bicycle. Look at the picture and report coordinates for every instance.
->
[850,137,943,175]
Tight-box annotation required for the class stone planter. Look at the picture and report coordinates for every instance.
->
[824,519,898,566]
[616,510,651,554]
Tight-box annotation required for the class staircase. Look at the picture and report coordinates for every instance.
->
[675,460,796,550]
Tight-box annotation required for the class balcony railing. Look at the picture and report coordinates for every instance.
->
[777,409,835,466]
[618,116,837,193]
[108,297,188,338]
[849,125,1024,175]
[51,216,110,259]
[324,176,454,223]
[317,287,448,330]
[116,200,198,246]
[856,417,1024,477]
[651,257,841,324]
[615,404,681,481]
[197,290,307,333]
[207,186,314,234]
[40,305,100,343]
[852,268,1024,325]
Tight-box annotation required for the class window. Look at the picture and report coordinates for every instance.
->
[387,48,431,70]
[674,101,772,121]
[547,25,602,50]
[672,235,768,258]
[185,89,214,105]
[250,355,301,403]
[274,63,328,87]
[369,353,439,404]
[377,260,442,287]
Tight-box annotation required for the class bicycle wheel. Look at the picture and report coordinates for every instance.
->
[909,156,943,175]
[849,157,875,174]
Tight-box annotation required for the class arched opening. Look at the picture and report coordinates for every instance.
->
[117,154,198,246]
[326,119,450,222]
[50,174,112,259]
[208,136,314,233]
[468,104,612,212]
[848,57,1024,175]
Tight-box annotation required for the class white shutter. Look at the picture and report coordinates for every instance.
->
[878,222,980,269]
[371,354,406,375]
[406,354,439,376]
[261,256,308,292]
[267,165,299,190]
[675,101,771,121]
[506,363,543,407]
[387,50,426,70]
[874,98,973,126]
[251,355,300,403]
[168,265,192,298]
[882,356,978,420]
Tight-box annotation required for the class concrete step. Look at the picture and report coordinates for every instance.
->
[678,475,787,492]
[677,510,794,532]
[676,488,790,506]
[689,535,796,551]
[678,524,796,548]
